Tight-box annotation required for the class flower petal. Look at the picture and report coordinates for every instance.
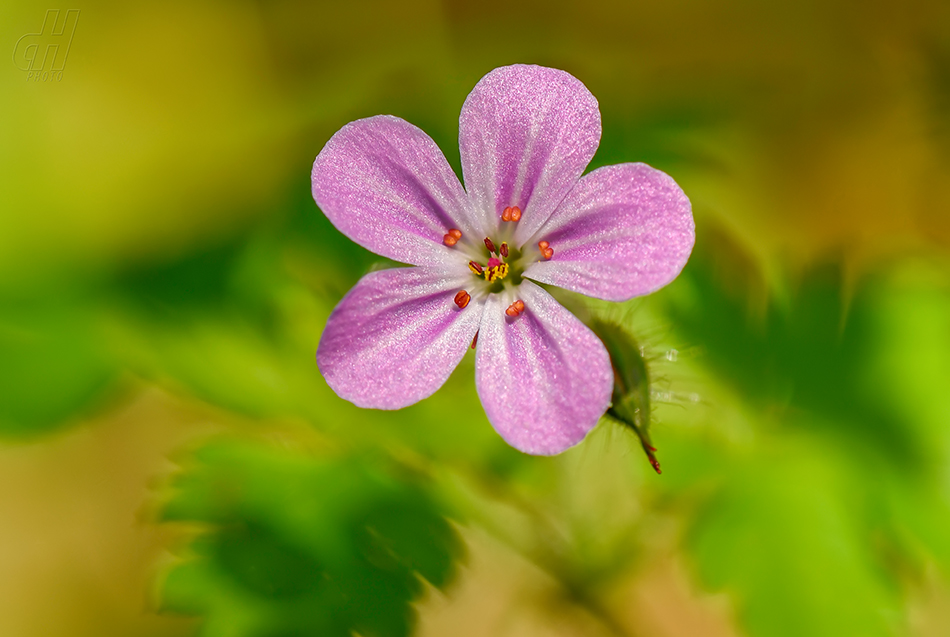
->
[523,163,694,301]
[475,281,612,455]
[312,115,475,268]
[317,266,483,409]
[459,65,602,244]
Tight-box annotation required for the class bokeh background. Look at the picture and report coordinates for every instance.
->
[3,0,950,635]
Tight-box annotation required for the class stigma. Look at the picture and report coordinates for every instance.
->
[470,258,508,282]
[470,236,511,283]
[484,261,509,282]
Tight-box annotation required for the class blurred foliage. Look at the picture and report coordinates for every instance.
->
[0,290,118,437]
[161,442,462,637]
[653,229,950,637]
[667,226,921,463]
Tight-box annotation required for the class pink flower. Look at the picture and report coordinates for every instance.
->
[312,65,694,455]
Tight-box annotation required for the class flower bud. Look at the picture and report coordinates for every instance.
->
[588,319,661,473]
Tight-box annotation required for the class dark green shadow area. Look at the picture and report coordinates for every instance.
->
[161,440,463,637]
[0,293,118,438]
[663,222,921,469]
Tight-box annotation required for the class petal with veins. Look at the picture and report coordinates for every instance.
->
[459,65,601,244]
[312,115,475,268]
[524,163,694,301]
[475,281,612,455]
[318,266,483,409]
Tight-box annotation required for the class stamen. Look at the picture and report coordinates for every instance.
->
[505,299,525,317]
[484,237,496,254]
[468,261,484,275]
[538,240,549,250]
[454,290,471,309]
[471,331,479,349]
[487,257,502,269]
[510,206,522,222]
[501,207,512,222]
[500,242,509,258]
[442,229,462,246]
[541,247,554,260]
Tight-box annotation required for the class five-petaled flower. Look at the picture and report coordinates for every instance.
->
[312,64,694,455]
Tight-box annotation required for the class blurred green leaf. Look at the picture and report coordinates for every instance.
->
[654,233,950,637]
[160,441,462,637]
[0,293,116,437]
[664,224,922,466]
[688,441,899,637]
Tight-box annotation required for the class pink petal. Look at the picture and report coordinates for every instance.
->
[312,115,475,268]
[459,65,602,245]
[523,163,694,301]
[474,281,612,455]
[317,266,483,409]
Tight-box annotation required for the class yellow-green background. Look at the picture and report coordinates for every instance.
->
[2,1,950,635]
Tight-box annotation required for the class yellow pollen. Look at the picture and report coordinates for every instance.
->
[484,263,509,283]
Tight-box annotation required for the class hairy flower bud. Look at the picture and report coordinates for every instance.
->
[588,320,661,473]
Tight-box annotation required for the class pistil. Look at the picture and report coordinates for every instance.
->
[470,235,518,285]
[484,258,509,283]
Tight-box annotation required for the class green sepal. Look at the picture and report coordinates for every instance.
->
[588,319,661,473]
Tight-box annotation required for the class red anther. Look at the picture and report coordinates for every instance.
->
[500,242,509,258]
[454,290,471,309]
[541,247,554,260]
[484,237,496,253]
[538,240,549,250]
[448,228,462,239]
[468,261,483,275]
[510,206,522,221]
[443,234,458,246]
[471,331,479,349]
[501,207,512,222]
[505,300,525,317]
